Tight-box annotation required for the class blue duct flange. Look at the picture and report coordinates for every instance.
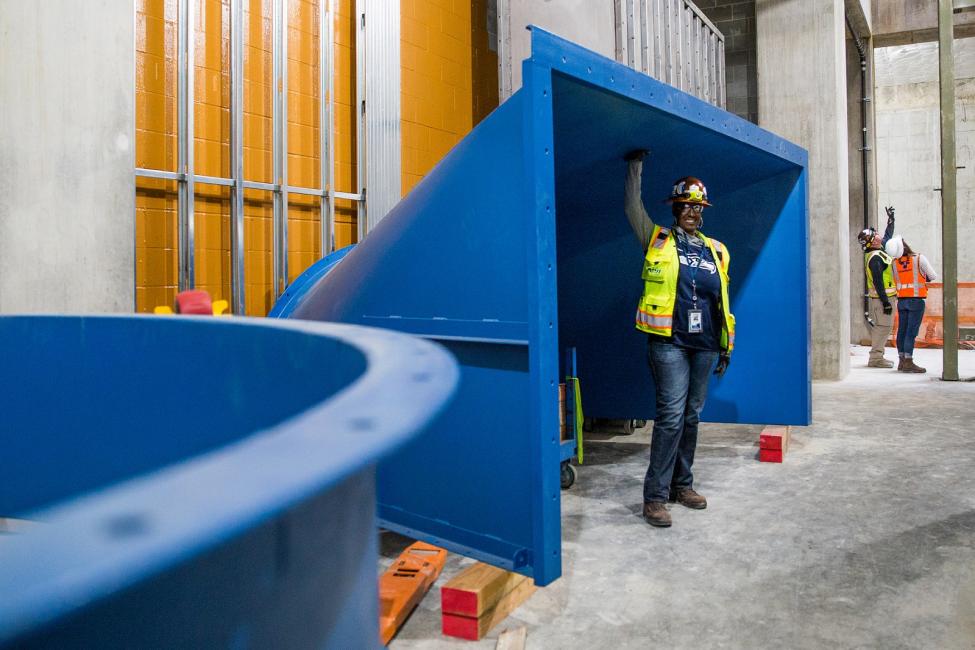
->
[0,315,457,648]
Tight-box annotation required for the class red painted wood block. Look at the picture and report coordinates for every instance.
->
[759,425,790,451]
[759,448,783,463]
[441,588,478,618]
[759,434,783,450]
[441,613,479,641]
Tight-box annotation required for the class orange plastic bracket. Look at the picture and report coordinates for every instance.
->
[379,541,448,646]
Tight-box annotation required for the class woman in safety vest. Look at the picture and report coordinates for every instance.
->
[885,236,937,373]
[623,149,735,529]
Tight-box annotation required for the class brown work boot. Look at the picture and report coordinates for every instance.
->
[900,358,927,373]
[669,487,707,510]
[897,357,905,371]
[643,502,672,527]
[867,358,894,368]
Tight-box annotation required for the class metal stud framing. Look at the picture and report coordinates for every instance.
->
[273,0,289,297]
[321,0,335,258]
[177,0,195,291]
[135,0,367,312]
[355,0,367,243]
[230,0,245,315]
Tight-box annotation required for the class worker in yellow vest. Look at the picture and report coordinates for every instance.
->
[857,206,897,368]
[623,149,735,529]
[886,236,937,373]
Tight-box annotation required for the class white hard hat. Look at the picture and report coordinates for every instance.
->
[885,236,904,258]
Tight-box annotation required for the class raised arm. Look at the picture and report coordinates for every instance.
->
[882,206,896,244]
[624,150,654,250]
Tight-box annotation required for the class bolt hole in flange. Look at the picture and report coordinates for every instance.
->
[103,513,151,539]
[348,417,375,432]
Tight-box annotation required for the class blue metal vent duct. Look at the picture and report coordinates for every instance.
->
[280,28,810,586]
[0,316,456,648]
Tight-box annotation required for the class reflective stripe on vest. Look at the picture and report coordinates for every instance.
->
[894,254,928,298]
[636,308,673,329]
[650,228,670,249]
[864,249,896,298]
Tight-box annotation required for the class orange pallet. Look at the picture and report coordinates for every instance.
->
[379,542,448,646]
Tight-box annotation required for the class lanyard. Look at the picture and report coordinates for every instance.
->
[675,232,703,306]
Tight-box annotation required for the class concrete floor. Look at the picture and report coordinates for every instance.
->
[384,346,975,649]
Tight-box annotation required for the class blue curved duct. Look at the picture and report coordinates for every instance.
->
[278,28,810,586]
[0,315,457,648]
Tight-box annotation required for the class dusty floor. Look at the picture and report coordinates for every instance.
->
[384,346,975,649]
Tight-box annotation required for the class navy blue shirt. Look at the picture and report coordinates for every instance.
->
[652,229,723,351]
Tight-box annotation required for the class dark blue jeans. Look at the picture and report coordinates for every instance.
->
[896,297,926,356]
[644,340,719,503]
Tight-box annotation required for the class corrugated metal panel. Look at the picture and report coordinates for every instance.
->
[495,0,723,108]
[613,0,725,108]
[364,0,401,233]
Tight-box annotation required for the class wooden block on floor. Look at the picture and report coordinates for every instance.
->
[442,577,536,641]
[759,425,791,452]
[441,562,529,617]
[496,626,527,650]
[759,448,783,463]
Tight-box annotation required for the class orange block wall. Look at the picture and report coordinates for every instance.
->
[136,1,496,313]
[400,0,498,195]
[136,0,358,315]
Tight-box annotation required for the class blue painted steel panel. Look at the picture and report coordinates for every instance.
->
[277,28,810,586]
[0,315,457,648]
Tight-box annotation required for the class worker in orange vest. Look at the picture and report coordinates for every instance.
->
[885,236,937,373]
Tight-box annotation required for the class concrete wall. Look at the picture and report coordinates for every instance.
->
[847,28,879,346]
[873,0,975,47]
[504,0,617,97]
[875,38,975,282]
[845,0,871,36]
[697,0,758,123]
[757,0,851,380]
[0,1,134,313]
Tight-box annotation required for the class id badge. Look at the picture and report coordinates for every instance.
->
[688,309,703,334]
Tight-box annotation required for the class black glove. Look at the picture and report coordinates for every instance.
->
[885,205,895,222]
[624,148,649,162]
[883,303,892,315]
[715,353,730,376]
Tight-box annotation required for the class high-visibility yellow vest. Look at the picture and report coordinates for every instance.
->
[635,225,736,353]
[864,249,896,298]
[894,254,928,298]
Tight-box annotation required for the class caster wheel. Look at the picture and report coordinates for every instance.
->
[560,462,577,489]
[622,419,637,435]
[634,419,647,429]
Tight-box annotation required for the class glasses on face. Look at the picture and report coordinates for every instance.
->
[680,204,704,214]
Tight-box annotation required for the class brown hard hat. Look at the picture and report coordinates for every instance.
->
[666,176,712,207]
